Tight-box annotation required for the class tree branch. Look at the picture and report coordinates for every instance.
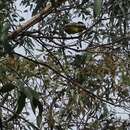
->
[13,52,122,107]
[8,4,53,40]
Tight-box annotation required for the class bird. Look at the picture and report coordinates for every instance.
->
[64,22,86,34]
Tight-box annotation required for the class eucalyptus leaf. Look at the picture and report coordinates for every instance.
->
[94,0,102,18]
[31,97,38,114]
[16,92,26,114]
[30,97,43,115]
[7,92,26,122]
[36,114,42,127]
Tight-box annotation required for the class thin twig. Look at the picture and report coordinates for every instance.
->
[13,52,122,107]
[1,105,40,130]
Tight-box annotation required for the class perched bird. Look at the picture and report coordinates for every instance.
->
[64,22,86,34]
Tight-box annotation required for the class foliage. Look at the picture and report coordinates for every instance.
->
[0,0,130,129]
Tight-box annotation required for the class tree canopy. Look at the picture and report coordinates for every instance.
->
[0,0,130,129]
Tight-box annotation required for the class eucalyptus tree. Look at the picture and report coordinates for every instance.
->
[0,0,130,130]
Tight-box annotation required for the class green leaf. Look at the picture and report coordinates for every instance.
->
[94,0,102,18]
[16,92,26,114]
[72,53,92,68]
[21,87,43,115]
[30,97,43,115]
[0,83,16,93]
[122,74,130,86]
[31,97,38,114]
[36,114,42,127]
[22,87,39,100]
[37,100,43,115]
[21,87,33,99]
[7,92,26,122]
[0,22,9,42]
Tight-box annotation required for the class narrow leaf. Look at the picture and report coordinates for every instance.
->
[36,114,42,127]
[7,92,26,122]
[30,97,43,115]
[31,97,38,114]
[16,92,26,114]
[94,0,102,18]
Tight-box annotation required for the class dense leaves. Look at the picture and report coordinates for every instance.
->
[0,83,16,93]
[0,0,130,130]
